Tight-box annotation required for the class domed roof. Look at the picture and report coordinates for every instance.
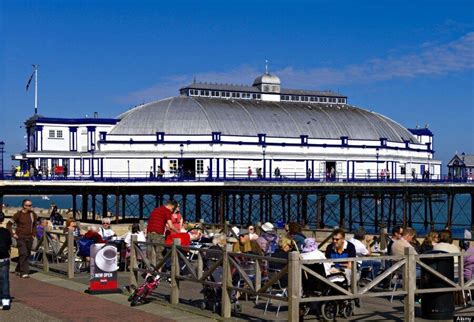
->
[252,73,281,86]
[111,96,417,143]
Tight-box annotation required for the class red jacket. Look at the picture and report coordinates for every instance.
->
[147,206,172,234]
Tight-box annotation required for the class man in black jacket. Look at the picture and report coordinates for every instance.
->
[0,211,12,310]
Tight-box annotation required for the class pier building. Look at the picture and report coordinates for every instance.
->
[13,71,441,180]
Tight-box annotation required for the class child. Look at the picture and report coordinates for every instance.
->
[0,211,12,310]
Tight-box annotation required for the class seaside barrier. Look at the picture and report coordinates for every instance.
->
[130,236,474,321]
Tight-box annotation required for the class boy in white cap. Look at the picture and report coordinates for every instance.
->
[256,222,279,255]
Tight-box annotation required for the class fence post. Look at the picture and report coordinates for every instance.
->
[42,227,49,272]
[224,220,229,236]
[67,229,74,278]
[288,251,301,322]
[129,235,138,288]
[404,247,416,322]
[170,238,181,305]
[197,252,203,280]
[221,243,232,318]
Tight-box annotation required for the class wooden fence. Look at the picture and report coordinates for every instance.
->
[130,236,474,322]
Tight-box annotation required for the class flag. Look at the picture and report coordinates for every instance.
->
[26,70,35,91]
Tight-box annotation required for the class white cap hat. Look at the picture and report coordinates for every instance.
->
[261,222,274,232]
[231,226,240,236]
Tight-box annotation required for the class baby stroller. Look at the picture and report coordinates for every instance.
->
[300,263,355,321]
[128,271,161,306]
[199,247,241,313]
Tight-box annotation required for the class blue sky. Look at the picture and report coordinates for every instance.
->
[1,0,473,170]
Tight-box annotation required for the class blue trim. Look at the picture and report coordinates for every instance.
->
[35,117,117,125]
[408,128,433,136]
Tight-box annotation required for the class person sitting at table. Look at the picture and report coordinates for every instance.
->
[248,225,259,241]
[124,223,146,248]
[35,218,49,240]
[286,222,306,252]
[420,230,439,254]
[49,204,64,228]
[325,228,356,283]
[98,217,116,241]
[64,218,81,237]
[349,228,381,278]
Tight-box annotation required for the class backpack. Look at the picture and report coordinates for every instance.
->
[77,237,94,257]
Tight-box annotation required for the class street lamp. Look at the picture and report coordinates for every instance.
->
[0,141,4,179]
[376,148,379,181]
[262,145,266,179]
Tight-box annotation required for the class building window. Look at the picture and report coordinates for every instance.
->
[49,130,55,138]
[56,130,63,138]
[169,160,177,174]
[196,160,204,174]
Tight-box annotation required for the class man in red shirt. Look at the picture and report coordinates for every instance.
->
[146,200,178,269]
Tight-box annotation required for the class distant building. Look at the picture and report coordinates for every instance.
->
[447,153,474,180]
[13,71,441,180]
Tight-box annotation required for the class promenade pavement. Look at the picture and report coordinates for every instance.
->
[4,262,474,321]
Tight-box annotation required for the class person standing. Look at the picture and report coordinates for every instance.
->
[0,211,12,310]
[146,200,177,269]
[7,199,37,278]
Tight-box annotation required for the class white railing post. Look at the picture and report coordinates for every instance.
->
[221,243,232,318]
[67,229,74,278]
[288,251,301,322]
[42,227,49,272]
[170,238,181,304]
[404,247,416,322]
[129,235,138,288]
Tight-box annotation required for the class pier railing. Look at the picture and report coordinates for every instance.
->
[130,237,474,322]
[31,228,76,279]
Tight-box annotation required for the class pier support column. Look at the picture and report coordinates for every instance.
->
[240,194,244,225]
[138,194,144,220]
[72,194,77,220]
[447,193,455,229]
[92,194,96,221]
[114,193,119,223]
[407,194,412,228]
[296,194,301,223]
[374,194,379,233]
[287,194,292,222]
[281,193,286,224]
[317,194,325,229]
[231,194,236,224]
[423,194,428,230]
[219,192,225,225]
[102,194,108,218]
[428,194,434,230]
[301,193,308,226]
[195,194,201,222]
[81,193,88,221]
[267,193,272,223]
[182,194,187,222]
[339,193,345,229]
[248,194,253,225]
[358,194,363,228]
[348,194,353,232]
[122,194,126,220]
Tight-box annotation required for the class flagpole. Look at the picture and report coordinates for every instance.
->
[34,65,38,115]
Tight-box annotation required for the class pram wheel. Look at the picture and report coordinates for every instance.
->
[199,301,207,310]
[233,302,242,313]
[130,296,142,306]
[341,301,354,318]
[321,301,338,321]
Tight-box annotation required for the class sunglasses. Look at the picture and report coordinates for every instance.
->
[24,204,33,207]
[332,237,342,241]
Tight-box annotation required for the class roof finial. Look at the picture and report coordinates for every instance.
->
[265,59,269,74]
[193,76,196,83]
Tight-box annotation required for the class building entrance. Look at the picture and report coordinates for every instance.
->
[179,159,196,179]
[326,161,336,180]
